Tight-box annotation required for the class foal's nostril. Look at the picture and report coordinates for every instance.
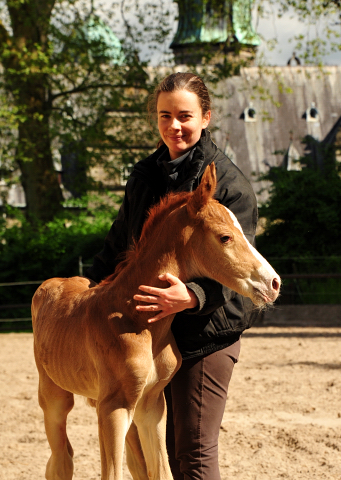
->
[272,277,280,292]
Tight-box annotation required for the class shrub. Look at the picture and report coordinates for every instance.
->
[257,167,341,258]
[256,166,341,304]
[0,194,119,320]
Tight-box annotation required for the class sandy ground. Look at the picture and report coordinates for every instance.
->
[1,327,341,480]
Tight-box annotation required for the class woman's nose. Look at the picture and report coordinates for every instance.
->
[169,118,181,130]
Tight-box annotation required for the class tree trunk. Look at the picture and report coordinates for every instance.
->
[2,0,63,222]
[17,114,64,223]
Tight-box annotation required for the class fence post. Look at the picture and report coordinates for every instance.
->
[79,256,83,277]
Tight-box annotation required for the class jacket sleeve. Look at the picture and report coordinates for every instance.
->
[85,194,130,284]
[183,159,258,316]
[86,177,153,283]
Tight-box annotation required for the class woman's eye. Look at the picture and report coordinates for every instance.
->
[220,236,231,244]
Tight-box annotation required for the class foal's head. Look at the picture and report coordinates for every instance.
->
[175,164,281,306]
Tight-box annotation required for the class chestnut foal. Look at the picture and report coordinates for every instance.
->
[32,164,280,480]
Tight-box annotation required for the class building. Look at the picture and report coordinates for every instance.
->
[169,1,341,201]
[210,65,341,200]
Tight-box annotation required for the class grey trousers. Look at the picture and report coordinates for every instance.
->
[165,341,240,480]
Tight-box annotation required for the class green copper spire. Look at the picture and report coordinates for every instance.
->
[80,15,125,65]
[171,0,260,63]
[70,7,125,66]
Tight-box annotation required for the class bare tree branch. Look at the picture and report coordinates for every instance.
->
[50,82,148,100]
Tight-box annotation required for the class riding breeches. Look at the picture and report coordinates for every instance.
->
[165,340,240,480]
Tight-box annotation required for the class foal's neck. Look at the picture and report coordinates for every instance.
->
[101,206,193,324]
[117,250,181,294]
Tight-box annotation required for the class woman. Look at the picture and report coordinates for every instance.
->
[87,72,258,480]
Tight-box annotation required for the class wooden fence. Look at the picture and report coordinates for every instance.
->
[1,257,340,324]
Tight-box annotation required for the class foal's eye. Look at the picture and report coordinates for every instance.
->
[220,235,231,244]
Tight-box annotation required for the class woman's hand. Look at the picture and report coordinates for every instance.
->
[134,273,199,323]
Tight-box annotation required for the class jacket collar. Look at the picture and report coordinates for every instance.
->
[131,129,217,193]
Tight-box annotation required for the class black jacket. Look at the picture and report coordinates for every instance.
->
[87,130,259,359]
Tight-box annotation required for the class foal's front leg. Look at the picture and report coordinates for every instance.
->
[97,395,133,480]
[134,390,173,480]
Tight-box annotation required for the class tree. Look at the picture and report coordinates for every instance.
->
[256,0,341,64]
[1,0,340,225]
[0,1,64,221]
[0,0,171,222]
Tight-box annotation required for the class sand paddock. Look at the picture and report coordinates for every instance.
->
[1,326,341,480]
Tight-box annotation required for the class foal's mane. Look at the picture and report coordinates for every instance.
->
[100,191,192,285]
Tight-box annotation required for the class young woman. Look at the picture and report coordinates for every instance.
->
[87,72,258,480]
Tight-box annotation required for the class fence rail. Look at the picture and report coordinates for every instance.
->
[281,273,341,279]
[0,280,44,287]
[0,281,43,323]
[1,256,341,323]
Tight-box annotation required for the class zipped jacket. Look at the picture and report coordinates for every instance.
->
[86,130,259,359]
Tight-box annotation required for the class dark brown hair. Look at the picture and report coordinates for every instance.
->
[148,72,211,118]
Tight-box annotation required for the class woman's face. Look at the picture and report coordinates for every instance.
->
[157,90,211,160]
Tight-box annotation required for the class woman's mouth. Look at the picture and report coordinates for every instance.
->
[168,135,184,141]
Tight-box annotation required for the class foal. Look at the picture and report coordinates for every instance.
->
[32,164,280,480]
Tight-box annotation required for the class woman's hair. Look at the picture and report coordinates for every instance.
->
[148,72,211,119]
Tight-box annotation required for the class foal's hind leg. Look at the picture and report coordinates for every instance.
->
[37,364,75,480]
[125,422,149,480]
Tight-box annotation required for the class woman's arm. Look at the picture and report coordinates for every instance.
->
[86,197,129,283]
[86,177,153,283]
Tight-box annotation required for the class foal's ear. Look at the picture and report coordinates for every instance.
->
[187,163,217,217]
